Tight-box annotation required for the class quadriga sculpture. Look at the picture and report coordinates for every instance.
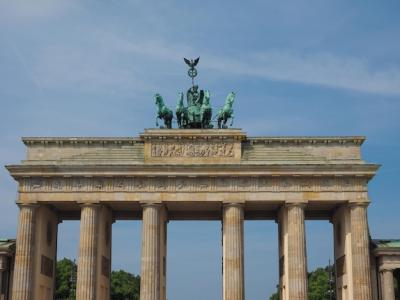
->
[155,93,173,129]
[216,92,235,129]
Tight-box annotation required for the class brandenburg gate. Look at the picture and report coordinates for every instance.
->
[6,128,379,300]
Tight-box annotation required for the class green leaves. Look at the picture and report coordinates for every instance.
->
[269,265,336,300]
[55,258,77,300]
[55,259,140,300]
[110,270,140,300]
[308,266,335,300]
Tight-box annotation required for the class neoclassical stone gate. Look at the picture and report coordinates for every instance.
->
[6,129,379,300]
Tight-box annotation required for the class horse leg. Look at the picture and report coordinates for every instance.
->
[179,115,183,128]
[223,116,228,128]
[168,115,173,129]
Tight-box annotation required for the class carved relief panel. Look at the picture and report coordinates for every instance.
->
[141,129,245,164]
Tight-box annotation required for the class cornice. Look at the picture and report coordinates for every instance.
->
[246,136,365,145]
[374,248,400,256]
[5,163,380,178]
[22,137,142,146]
[21,135,365,146]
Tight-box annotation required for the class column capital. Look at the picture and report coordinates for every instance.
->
[379,267,395,273]
[140,202,163,209]
[223,202,244,208]
[78,201,101,208]
[17,202,39,209]
[285,202,307,209]
[348,202,370,208]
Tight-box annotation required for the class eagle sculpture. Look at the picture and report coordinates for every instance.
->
[184,57,200,68]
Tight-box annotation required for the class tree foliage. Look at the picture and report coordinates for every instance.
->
[110,270,140,300]
[55,258,76,300]
[55,258,140,300]
[269,265,335,300]
[308,266,335,300]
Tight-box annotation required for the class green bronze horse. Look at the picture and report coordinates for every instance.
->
[216,92,235,129]
[176,92,188,128]
[200,90,212,128]
[155,93,173,129]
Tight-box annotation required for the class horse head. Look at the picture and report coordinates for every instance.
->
[177,92,184,107]
[154,93,163,107]
[226,92,235,106]
[203,90,210,105]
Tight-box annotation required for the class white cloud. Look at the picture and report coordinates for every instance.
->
[203,51,400,96]
[29,29,400,96]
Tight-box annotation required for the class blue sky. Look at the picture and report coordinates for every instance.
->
[1,1,400,299]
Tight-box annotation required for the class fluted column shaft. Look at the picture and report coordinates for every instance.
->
[287,203,307,300]
[0,255,5,297]
[0,271,2,297]
[12,204,37,300]
[350,203,372,300]
[223,203,244,300]
[140,204,161,300]
[76,204,100,300]
[380,269,395,300]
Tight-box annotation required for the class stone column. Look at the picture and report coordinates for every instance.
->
[223,203,244,300]
[140,204,162,300]
[380,269,395,300]
[0,255,5,298]
[349,202,373,299]
[159,209,168,300]
[287,203,307,300]
[76,204,100,300]
[11,204,37,300]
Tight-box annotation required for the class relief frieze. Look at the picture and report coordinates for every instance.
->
[150,142,235,158]
[19,176,368,193]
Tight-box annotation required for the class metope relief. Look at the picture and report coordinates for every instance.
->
[150,142,235,158]
[20,176,368,193]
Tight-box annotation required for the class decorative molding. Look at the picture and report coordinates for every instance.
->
[19,176,368,193]
[140,128,246,141]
